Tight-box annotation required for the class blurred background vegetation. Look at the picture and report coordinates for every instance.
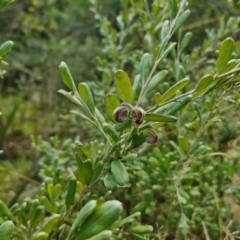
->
[1,0,240,234]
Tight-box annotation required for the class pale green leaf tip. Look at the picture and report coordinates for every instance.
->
[59,61,67,68]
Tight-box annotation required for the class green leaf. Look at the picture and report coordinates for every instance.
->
[30,232,49,240]
[121,153,138,161]
[0,104,18,150]
[105,141,121,158]
[0,0,8,10]
[104,93,120,121]
[47,184,54,202]
[103,123,120,142]
[154,92,161,104]
[158,77,190,103]
[161,20,169,42]
[216,37,234,73]
[180,32,192,52]
[87,230,112,240]
[29,199,39,222]
[0,200,14,221]
[0,221,14,240]
[18,202,27,226]
[204,101,213,111]
[178,136,189,152]
[59,61,77,91]
[144,113,177,122]
[95,108,105,126]
[168,0,178,20]
[116,15,124,31]
[58,90,83,107]
[89,140,99,163]
[114,70,133,103]
[40,214,61,234]
[30,206,44,229]
[76,200,122,240]
[76,143,90,159]
[65,179,77,210]
[164,95,192,115]
[184,122,198,133]
[139,53,151,81]
[70,110,97,127]
[42,197,53,213]
[194,74,214,97]
[111,159,129,186]
[132,74,141,100]
[78,83,95,114]
[173,10,191,33]
[130,133,146,149]
[145,70,168,96]
[52,184,62,201]
[104,172,118,189]
[117,212,141,228]
[0,40,14,57]
[76,155,93,185]
[193,102,202,123]
[220,59,238,74]
[90,161,104,184]
[130,225,153,234]
[114,117,132,132]
[179,65,186,78]
[66,200,97,240]
[161,42,177,59]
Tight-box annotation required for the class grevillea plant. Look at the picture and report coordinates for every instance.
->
[1,0,240,239]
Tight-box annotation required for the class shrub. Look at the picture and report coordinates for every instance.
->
[1,0,240,240]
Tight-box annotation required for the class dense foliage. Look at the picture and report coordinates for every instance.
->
[1,0,240,239]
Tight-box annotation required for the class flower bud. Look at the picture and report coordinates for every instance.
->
[112,106,129,123]
[132,106,145,125]
[144,129,158,144]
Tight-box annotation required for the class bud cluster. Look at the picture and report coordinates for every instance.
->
[113,104,145,125]
[113,103,158,144]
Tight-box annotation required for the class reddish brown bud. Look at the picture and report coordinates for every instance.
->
[113,106,129,123]
[132,106,145,125]
[144,129,158,144]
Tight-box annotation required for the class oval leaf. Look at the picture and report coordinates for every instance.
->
[114,70,133,103]
[76,155,93,185]
[78,83,95,114]
[173,10,190,33]
[131,225,153,234]
[132,74,141,100]
[0,40,14,57]
[164,95,192,115]
[59,61,77,91]
[216,37,234,73]
[161,20,169,42]
[90,162,104,184]
[180,32,192,52]
[145,70,168,95]
[194,74,214,97]
[58,90,82,107]
[65,179,77,210]
[67,200,97,240]
[144,113,177,122]
[40,214,61,234]
[130,133,146,149]
[104,93,120,121]
[103,123,120,142]
[111,159,129,186]
[0,221,14,240]
[76,200,122,240]
[158,77,190,103]
[139,53,151,80]
[104,172,118,189]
